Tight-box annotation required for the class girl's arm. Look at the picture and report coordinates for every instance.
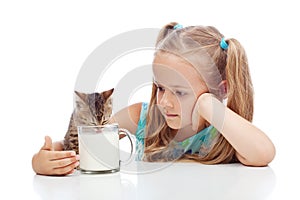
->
[109,102,142,135]
[193,93,275,166]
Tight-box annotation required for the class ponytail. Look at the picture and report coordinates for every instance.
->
[226,39,254,122]
[155,22,179,46]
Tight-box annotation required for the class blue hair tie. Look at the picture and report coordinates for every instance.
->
[220,38,228,50]
[173,24,183,30]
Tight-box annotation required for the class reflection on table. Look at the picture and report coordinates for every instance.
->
[33,161,276,200]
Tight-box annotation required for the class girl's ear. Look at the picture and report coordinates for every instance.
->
[218,80,228,106]
[218,80,227,98]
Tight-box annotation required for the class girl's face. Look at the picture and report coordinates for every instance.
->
[153,53,209,130]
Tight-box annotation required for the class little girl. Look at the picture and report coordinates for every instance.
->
[32,22,275,175]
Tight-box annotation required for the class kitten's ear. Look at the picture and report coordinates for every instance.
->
[102,88,114,99]
[74,91,87,102]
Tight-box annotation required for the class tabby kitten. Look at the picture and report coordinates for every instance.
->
[63,88,114,154]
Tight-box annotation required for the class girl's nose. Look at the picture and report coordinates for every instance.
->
[159,90,174,108]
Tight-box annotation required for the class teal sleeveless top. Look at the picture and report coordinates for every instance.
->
[135,102,219,161]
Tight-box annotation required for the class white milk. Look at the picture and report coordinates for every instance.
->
[79,131,120,172]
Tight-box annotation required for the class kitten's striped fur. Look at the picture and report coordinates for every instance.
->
[63,88,114,154]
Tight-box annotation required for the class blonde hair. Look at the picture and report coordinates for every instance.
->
[143,22,254,164]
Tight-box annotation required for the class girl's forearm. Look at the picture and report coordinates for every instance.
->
[199,94,275,166]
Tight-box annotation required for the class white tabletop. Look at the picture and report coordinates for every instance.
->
[31,161,276,200]
[2,133,299,200]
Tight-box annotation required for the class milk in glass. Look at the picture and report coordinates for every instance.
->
[79,130,120,172]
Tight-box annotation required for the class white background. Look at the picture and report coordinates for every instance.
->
[1,0,299,199]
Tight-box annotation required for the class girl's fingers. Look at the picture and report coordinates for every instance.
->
[192,98,200,131]
[34,149,79,175]
[52,161,80,175]
[51,156,79,168]
[192,114,199,131]
[48,150,77,160]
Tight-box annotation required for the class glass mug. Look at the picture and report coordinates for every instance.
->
[78,124,134,174]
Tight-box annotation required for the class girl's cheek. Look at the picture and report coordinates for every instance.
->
[156,93,162,104]
[180,97,196,114]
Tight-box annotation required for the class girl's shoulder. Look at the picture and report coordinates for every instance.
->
[111,102,144,134]
[128,102,145,121]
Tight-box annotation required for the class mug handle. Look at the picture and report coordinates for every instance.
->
[118,128,135,165]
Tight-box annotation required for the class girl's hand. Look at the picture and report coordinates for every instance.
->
[32,136,79,176]
[192,93,224,131]
[192,93,209,131]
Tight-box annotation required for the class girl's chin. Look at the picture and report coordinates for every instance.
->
[165,119,182,129]
[165,119,193,130]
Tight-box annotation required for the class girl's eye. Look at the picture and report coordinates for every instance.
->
[157,86,165,92]
[175,91,186,96]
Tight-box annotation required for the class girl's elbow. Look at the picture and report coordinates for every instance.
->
[253,140,276,166]
[262,143,276,165]
[238,144,276,167]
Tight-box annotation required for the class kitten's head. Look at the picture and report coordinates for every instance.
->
[74,88,114,126]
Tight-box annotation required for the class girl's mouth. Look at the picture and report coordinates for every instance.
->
[165,113,178,118]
